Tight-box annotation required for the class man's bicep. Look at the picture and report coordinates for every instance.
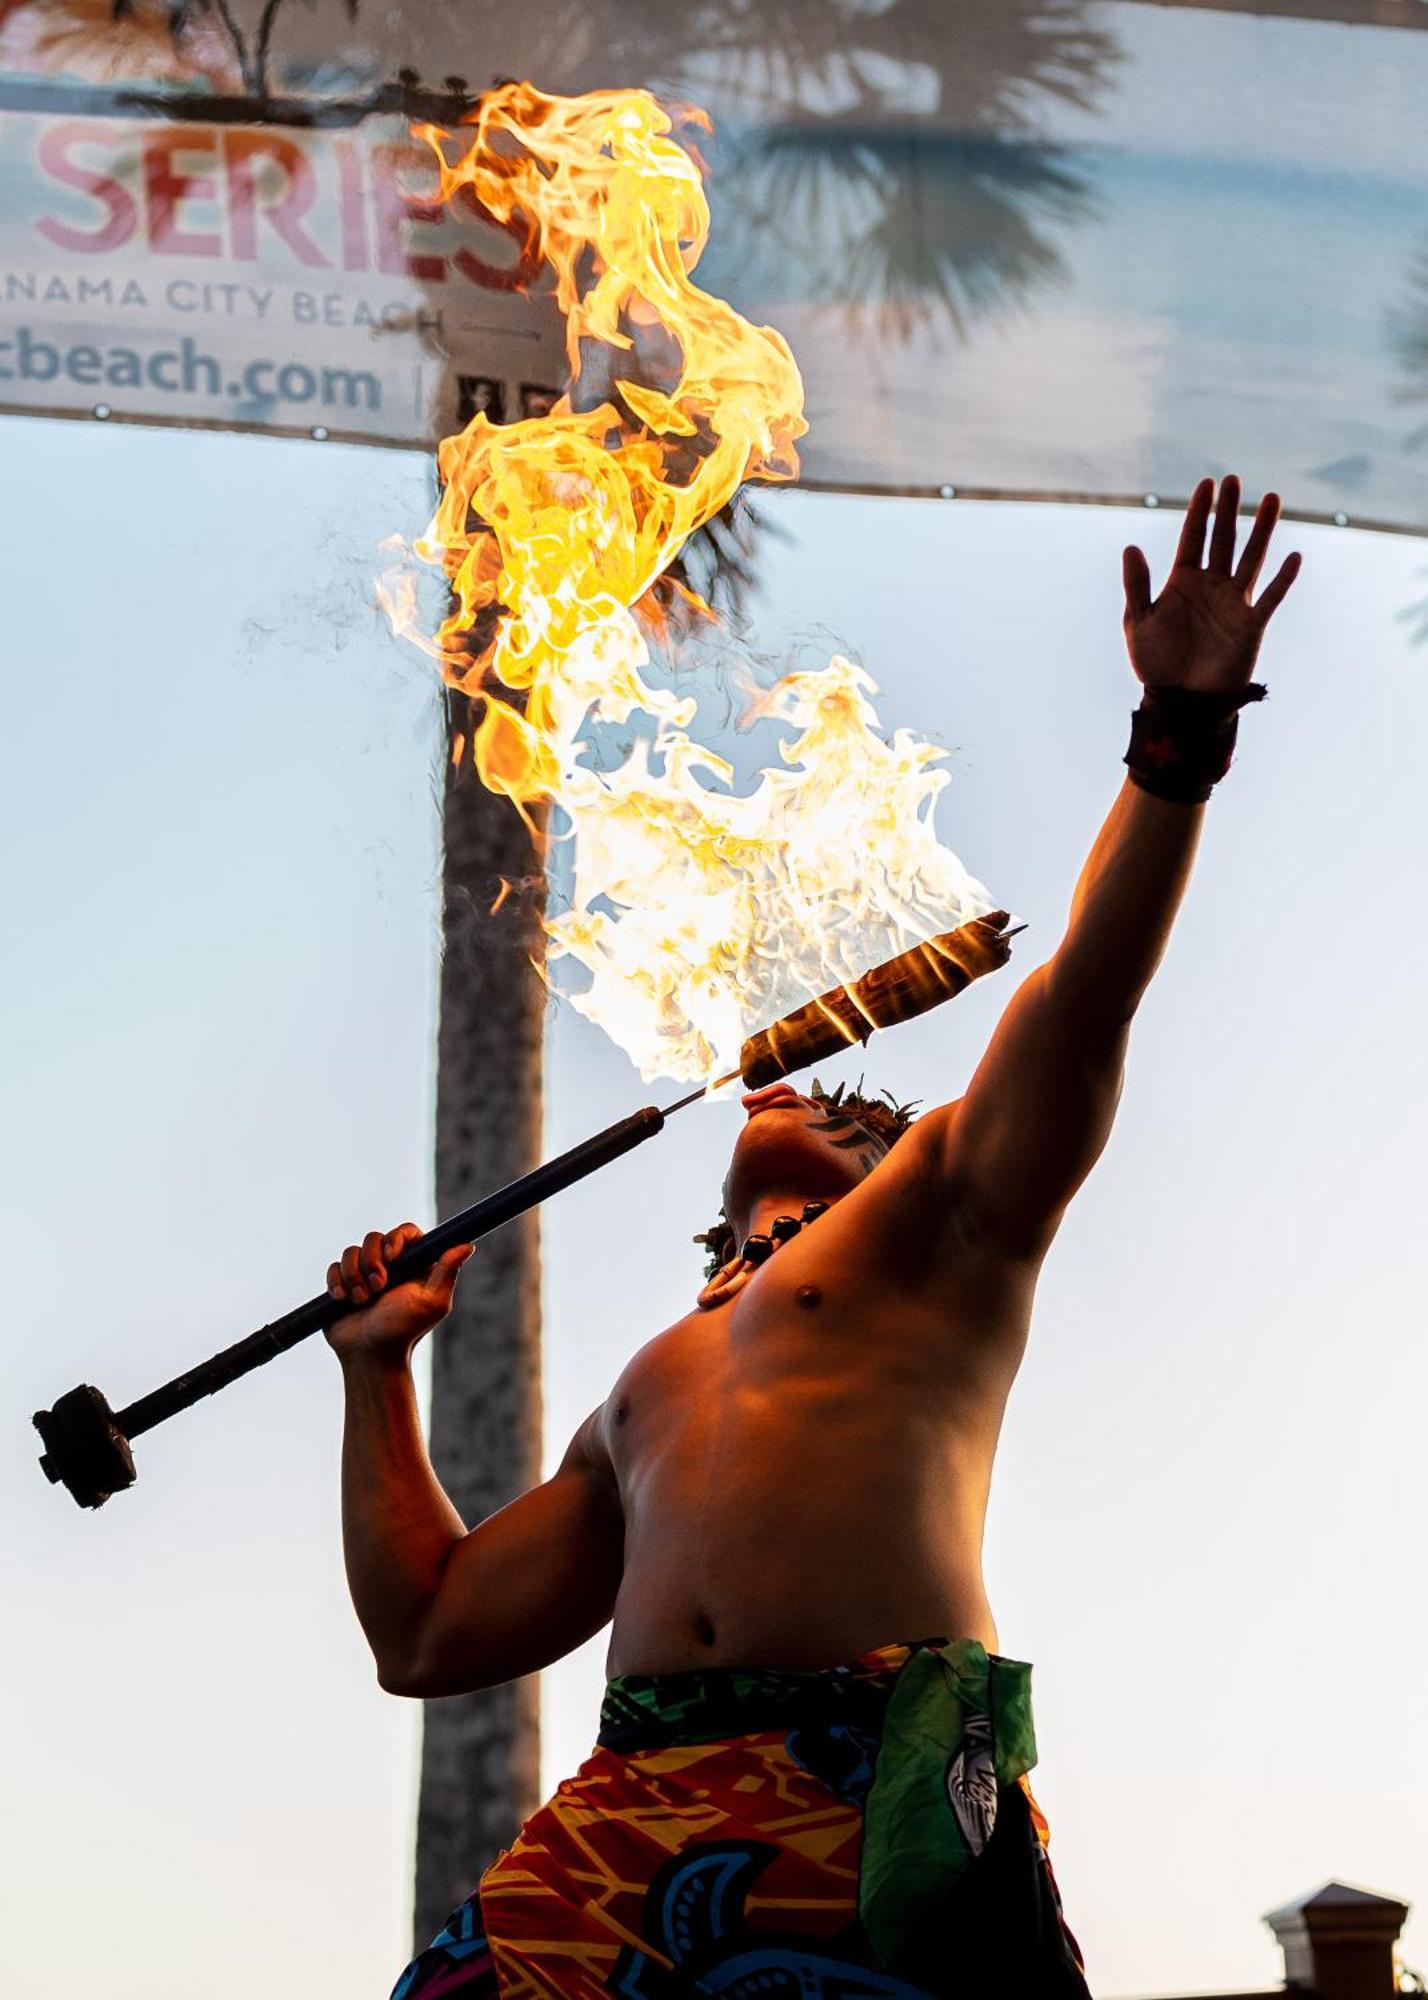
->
[938,962,1128,1257]
[399,1410,624,1696]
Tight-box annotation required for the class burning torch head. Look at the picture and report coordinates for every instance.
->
[699,1079,919,1276]
[695,914,1016,1275]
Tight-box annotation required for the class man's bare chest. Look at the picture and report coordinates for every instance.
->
[603,1254,1024,1517]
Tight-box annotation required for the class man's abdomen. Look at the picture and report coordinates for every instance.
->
[607,1384,1000,1676]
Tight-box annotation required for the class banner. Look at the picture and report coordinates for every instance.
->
[0,103,566,443]
[2,0,1427,533]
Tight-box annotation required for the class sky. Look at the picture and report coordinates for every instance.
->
[3,413,1427,1999]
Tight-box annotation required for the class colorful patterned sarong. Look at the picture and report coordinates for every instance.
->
[392,1638,1090,1998]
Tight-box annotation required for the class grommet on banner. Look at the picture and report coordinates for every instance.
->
[93,404,111,421]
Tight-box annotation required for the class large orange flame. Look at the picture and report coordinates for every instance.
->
[382,81,993,1082]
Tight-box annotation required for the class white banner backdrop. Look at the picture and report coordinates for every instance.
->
[2,0,1427,532]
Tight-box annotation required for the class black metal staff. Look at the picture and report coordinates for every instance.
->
[34,912,1016,1509]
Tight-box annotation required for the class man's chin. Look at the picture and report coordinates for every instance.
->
[725,1109,855,1210]
[736,1099,816,1150]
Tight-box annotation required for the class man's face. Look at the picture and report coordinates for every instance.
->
[721,1081,890,1236]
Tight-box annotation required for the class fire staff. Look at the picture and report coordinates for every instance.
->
[328,474,1301,1998]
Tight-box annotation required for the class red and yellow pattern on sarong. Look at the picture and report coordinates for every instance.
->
[393,1639,1088,1999]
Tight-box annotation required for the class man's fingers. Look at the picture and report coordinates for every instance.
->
[432,1242,475,1283]
[1253,549,1302,624]
[1233,490,1282,595]
[423,1242,475,1307]
[1208,472,1240,574]
[339,1243,368,1303]
[329,1223,466,1314]
[361,1229,387,1293]
[1122,545,1153,622]
[1173,476,1215,570]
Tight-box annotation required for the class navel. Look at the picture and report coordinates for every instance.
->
[613,1399,630,1426]
[693,1612,717,1647]
[794,1284,822,1311]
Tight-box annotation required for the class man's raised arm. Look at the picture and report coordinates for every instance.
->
[934,474,1301,1259]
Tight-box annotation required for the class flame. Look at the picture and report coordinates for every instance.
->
[384,81,993,1082]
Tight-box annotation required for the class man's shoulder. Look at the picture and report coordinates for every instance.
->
[833,1095,1044,1289]
[601,1309,711,1417]
[838,1095,967,1228]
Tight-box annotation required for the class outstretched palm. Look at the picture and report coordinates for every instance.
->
[1123,474,1302,694]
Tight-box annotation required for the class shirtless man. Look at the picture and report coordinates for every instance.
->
[329,475,1301,1998]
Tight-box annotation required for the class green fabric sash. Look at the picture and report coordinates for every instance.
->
[859,1639,1038,1975]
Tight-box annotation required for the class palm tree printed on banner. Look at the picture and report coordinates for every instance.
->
[682,0,1119,349]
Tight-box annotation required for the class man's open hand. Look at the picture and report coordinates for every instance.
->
[1123,474,1302,693]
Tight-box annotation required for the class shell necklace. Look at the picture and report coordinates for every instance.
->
[696,1200,830,1311]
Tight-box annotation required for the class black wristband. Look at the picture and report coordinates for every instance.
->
[1125,682,1267,804]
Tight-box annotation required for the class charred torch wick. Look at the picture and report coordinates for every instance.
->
[660,914,1024,1112]
[737,911,1018,1090]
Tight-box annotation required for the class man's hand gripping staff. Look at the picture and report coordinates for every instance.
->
[324,1227,474,1365]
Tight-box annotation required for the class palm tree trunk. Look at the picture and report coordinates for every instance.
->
[413,691,546,1947]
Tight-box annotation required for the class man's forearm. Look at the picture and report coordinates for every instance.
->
[1051,779,1205,1026]
[338,1350,467,1685]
